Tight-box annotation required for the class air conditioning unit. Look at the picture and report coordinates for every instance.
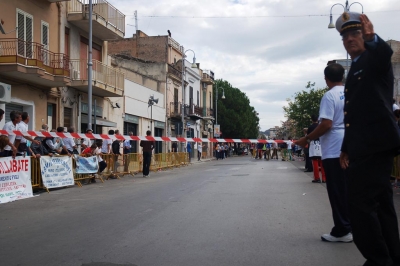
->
[0,82,11,103]
[73,70,80,80]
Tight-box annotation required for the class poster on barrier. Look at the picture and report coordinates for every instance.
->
[40,156,74,189]
[75,155,98,174]
[0,156,33,204]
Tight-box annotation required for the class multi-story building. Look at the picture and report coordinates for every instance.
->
[110,54,166,153]
[0,0,71,130]
[0,0,126,134]
[109,30,216,157]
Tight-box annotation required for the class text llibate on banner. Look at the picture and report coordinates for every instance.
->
[0,157,33,204]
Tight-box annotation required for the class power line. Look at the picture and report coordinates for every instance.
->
[125,10,400,18]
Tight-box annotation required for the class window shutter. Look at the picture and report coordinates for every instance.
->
[25,16,33,58]
[17,12,25,56]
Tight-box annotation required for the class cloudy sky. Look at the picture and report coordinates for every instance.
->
[109,0,400,131]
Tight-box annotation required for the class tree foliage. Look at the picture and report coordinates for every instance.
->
[283,82,328,138]
[214,79,259,139]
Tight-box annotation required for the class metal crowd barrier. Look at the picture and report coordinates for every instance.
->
[30,152,189,191]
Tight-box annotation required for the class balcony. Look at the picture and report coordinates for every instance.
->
[169,102,182,119]
[67,0,125,40]
[184,104,203,120]
[202,108,214,121]
[70,59,124,97]
[201,72,214,85]
[168,37,183,53]
[167,64,182,82]
[0,38,70,87]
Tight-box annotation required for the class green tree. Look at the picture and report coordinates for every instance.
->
[214,79,259,139]
[283,82,328,137]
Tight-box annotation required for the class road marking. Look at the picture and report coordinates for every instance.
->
[230,167,240,171]
[204,168,217,171]
[277,167,288,169]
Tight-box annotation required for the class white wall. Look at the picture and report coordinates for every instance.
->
[124,79,166,123]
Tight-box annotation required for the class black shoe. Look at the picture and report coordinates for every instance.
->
[312,179,321,183]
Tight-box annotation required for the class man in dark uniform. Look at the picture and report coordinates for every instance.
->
[337,12,400,265]
[140,130,155,177]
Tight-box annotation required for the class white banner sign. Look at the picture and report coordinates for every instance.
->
[75,155,98,174]
[40,156,74,189]
[0,157,33,204]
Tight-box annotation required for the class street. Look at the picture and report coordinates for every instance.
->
[2,155,397,266]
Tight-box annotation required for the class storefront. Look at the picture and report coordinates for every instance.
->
[123,114,139,153]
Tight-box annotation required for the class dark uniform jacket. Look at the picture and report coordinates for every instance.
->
[341,35,400,159]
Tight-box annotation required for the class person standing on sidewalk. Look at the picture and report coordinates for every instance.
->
[338,12,400,265]
[296,63,350,243]
[197,142,204,161]
[140,130,155,177]
[307,115,326,182]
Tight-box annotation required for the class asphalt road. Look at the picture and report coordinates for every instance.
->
[2,155,396,266]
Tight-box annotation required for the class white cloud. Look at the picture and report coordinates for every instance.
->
[110,0,400,130]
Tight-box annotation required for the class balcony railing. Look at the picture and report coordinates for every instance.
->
[70,59,124,93]
[206,108,214,117]
[168,64,182,80]
[184,104,203,117]
[0,38,69,75]
[68,0,125,34]
[169,102,182,117]
[168,37,183,52]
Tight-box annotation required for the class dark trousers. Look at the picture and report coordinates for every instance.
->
[346,151,400,266]
[322,158,351,237]
[142,151,152,176]
[198,150,201,161]
[99,161,107,173]
[305,152,313,171]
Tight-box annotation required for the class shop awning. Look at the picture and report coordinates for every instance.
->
[81,114,117,127]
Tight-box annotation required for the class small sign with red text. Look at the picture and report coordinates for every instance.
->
[0,157,33,204]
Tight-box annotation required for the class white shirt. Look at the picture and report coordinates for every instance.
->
[94,147,103,162]
[319,85,345,160]
[16,121,28,144]
[123,139,131,149]
[393,104,399,111]
[101,139,112,153]
[197,143,202,152]
[82,138,92,147]
[3,121,18,151]
[287,141,292,149]
[63,138,76,151]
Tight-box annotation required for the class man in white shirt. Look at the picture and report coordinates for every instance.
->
[393,99,399,111]
[81,129,93,150]
[296,63,352,243]
[62,127,77,154]
[2,111,21,157]
[101,129,114,154]
[123,131,133,154]
[197,142,204,161]
[16,112,40,156]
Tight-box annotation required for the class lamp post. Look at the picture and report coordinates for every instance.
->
[181,49,197,151]
[214,84,225,137]
[148,95,159,135]
[328,0,364,78]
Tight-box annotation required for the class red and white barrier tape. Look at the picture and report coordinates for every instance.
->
[0,130,290,143]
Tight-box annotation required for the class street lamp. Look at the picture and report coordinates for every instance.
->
[148,95,159,135]
[328,0,364,78]
[214,84,225,137]
[181,49,197,151]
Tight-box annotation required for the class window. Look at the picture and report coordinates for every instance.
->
[189,86,193,107]
[17,9,33,58]
[197,91,199,106]
[64,27,69,56]
[41,21,49,64]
